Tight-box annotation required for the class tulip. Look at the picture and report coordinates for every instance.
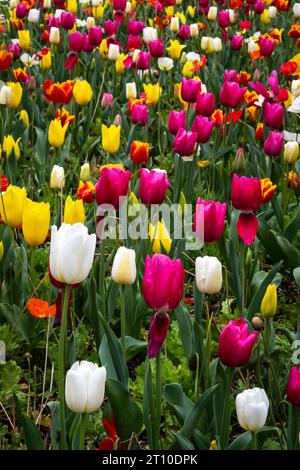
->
[219,318,258,367]
[127,34,141,51]
[218,10,230,28]
[195,256,222,294]
[28,8,40,23]
[170,16,180,32]
[61,11,75,29]
[254,0,265,14]
[88,26,102,46]
[113,0,126,11]
[48,119,68,148]
[263,101,284,129]
[259,37,276,56]
[127,20,144,35]
[95,167,130,209]
[220,81,247,108]
[126,82,137,99]
[86,17,96,29]
[143,254,185,312]
[287,366,300,407]
[18,30,31,49]
[149,39,164,58]
[112,247,136,285]
[166,39,186,60]
[19,109,29,128]
[173,128,197,158]
[73,80,93,105]
[191,116,215,144]
[130,141,149,164]
[69,31,84,52]
[65,361,106,413]
[0,86,11,106]
[2,135,20,159]
[212,37,222,52]
[268,6,277,18]
[108,44,120,61]
[143,27,157,44]
[101,124,121,154]
[236,388,269,432]
[0,185,26,228]
[284,142,299,164]
[158,57,174,71]
[0,241,3,261]
[180,78,201,103]
[50,165,65,190]
[64,196,85,225]
[136,51,150,70]
[40,51,52,70]
[231,173,262,212]
[101,93,114,109]
[195,92,215,116]
[139,168,169,205]
[261,177,276,203]
[49,27,60,44]
[190,24,198,37]
[149,217,172,255]
[131,104,148,125]
[194,198,227,243]
[207,6,217,20]
[80,163,91,182]
[260,284,277,318]
[16,3,27,18]
[168,110,186,135]
[263,131,284,157]
[22,199,50,246]
[294,3,300,17]
[143,83,161,104]
[5,82,22,109]
[230,35,243,51]
[50,223,96,285]
[104,21,118,37]
[178,25,190,40]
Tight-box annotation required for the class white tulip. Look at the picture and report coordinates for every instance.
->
[112,247,136,285]
[195,256,222,294]
[186,52,200,62]
[236,388,269,432]
[212,37,222,52]
[92,0,103,5]
[50,223,96,285]
[158,57,174,71]
[143,27,157,44]
[201,36,210,50]
[86,17,95,29]
[190,23,199,37]
[50,165,65,190]
[28,8,40,23]
[268,6,277,18]
[170,16,180,32]
[207,6,217,20]
[9,0,18,8]
[49,27,60,44]
[0,85,12,106]
[65,361,106,414]
[284,141,299,164]
[108,43,120,61]
[126,82,137,99]
[132,49,141,63]
[288,96,300,114]
[248,40,258,54]
[54,9,64,18]
[229,9,235,23]
[20,53,39,67]
[292,80,300,97]
[80,163,91,182]
[43,0,52,8]
[125,2,132,13]
[294,3,300,17]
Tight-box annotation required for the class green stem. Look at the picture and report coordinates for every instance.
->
[79,413,88,450]
[251,432,257,450]
[119,285,126,355]
[155,351,162,450]
[58,285,70,450]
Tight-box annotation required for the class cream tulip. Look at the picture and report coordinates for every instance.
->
[126,82,137,99]
[207,6,217,20]
[112,246,136,285]
[143,27,157,44]
[284,141,299,164]
[236,388,269,432]
[195,256,222,294]
[50,165,65,190]
[108,44,120,61]
[294,3,300,17]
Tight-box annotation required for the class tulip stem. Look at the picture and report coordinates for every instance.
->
[119,285,126,356]
[155,351,162,450]
[79,413,88,450]
[251,432,257,450]
[58,285,70,450]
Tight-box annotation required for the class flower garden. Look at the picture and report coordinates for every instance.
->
[1,0,300,452]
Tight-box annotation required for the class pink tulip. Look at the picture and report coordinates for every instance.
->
[65,53,78,70]
[113,0,126,11]
[218,10,230,28]
[88,26,102,46]
[254,0,265,14]
[220,81,247,108]
[191,116,215,144]
[231,173,262,212]
[259,36,276,56]
[181,78,202,103]
[69,31,84,52]
[219,318,258,367]
[168,110,186,135]
[16,3,27,18]
[127,20,144,35]
[104,20,118,37]
[263,102,284,129]
[127,34,142,50]
[95,167,130,209]
[263,131,284,157]
[139,168,170,204]
[7,43,21,59]
[147,312,170,358]
[224,69,239,82]
[131,104,148,125]
[194,198,227,243]
[136,51,150,70]
[173,128,197,157]
[195,92,215,116]
[61,11,75,30]
[82,34,94,52]
[101,93,114,109]
[230,35,243,51]
[149,39,164,58]
[287,366,300,407]
[177,25,190,39]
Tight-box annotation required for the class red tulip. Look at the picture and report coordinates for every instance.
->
[230,173,262,212]
[138,168,170,204]
[218,318,258,367]
[95,167,130,209]
[287,366,300,407]
[126,34,142,50]
[194,198,227,243]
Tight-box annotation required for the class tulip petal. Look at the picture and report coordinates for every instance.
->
[237,212,258,245]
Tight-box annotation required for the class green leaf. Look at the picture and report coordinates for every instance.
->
[293,266,300,289]
[0,303,36,342]
[14,394,45,450]
[47,401,60,451]
[175,303,194,361]
[143,360,155,450]
[105,379,143,442]
[169,433,195,450]
[247,261,283,317]
[125,336,147,362]
[227,431,252,450]
[182,384,219,439]
[163,383,194,424]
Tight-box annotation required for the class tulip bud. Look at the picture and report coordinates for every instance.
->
[86,17,96,29]
[287,366,300,407]
[212,38,222,52]
[125,1,132,13]
[43,0,52,7]
[252,315,264,330]
[112,247,137,285]
[65,361,106,413]
[170,17,180,32]
[28,8,40,23]
[80,163,90,183]
[0,86,12,106]
[233,147,246,171]
[268,6,277,18]
[126,82,137,99]
[113,113,122,127]
[236,388,269,432]
[108,43,120,60]
[47,101,56,120]
[195,256,222,294]
[284,141,299,164]
[49,27,60,44]
[143,27,157,44]
[207,6,217,20]
[50,165,65,190]
[190,23,198,37]
[260,284,277,318]
[294,3,300,17]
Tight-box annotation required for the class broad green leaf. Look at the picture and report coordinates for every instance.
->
[14,394,45,450]
[227,431,252,450]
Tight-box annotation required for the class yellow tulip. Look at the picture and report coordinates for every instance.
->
[6,82,22,109]
[261,9,271,24]
[182,60,195,78]
[167,40,186,60]
[260,284,277,318]
[187,5,195,17]
[0,241,3,261]
[2,135,21,159]
[48,119,68,148]
[175,12,186,24]
[19,110,29,128]
[99,39,109,58]
[143,83,162,104]
[73,80,93,105]
[18,30,31,49]
[116,54,127,74]
[0,185,27,228]
[100,163,124,172]
[64,195,85,224]
[93,5,105,18]
[67,0,77,13]
[165,6,174,16]
[149,220,172,254]
[40,51,52,70]
[101,124,121,154]
[22,199,50,246]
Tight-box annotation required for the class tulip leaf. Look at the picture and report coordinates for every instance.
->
[227,431,252,450]
[228,238,243,312]
[287,404,300,450]
[0,303,36,342]
[143,360,155,449]
[163,383,194,424]
[47,401,60,451]
[14,394,45,450]
[125,336,147,362]
[293,266,300,290]
[284,203,300,242]
[175,303,194,361]
[168,433,195,450]
[105,379,143,442]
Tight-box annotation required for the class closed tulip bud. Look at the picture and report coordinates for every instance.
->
[50,165,65,190]
[284,141,299,164]
[50,223,96,285]
[73,80,93,105]
[207,6,217,20]
[80,163,91,182]
[168,110,186,135]
[131,104,148,125]
[40,51,52,70]
[139,168,169,204]
[194,198,227,243]
[108,44,120,61]
[231,173,262,212]
[113,113,122,127]
[18,30,31,49]
[268,6,277,18]
[28,8,40,23]
[130,140,149,164]
[0,185,26,228]
[44,0,52,8]
[65,361,106,413]
[212,37,222,52]
[143,27,157,44]
[219,317,258,367]
[263,101,284,129]
[112,246,136,285]
[86,17,96,29]
[218,10,230,28]
[149,220,172,254]
[196,92,215,117]
[170,17,180,32]
[0,86,12,106]
[126,1,132,13]
[2,135,21,159]
[287,366,300,407]
[233,147,246,171]
[6,82,22,109]
[201,36,210,50]
[236,388,269,432]
[95,167,130,209]
[294,3,300,17]
[191,115,215,144]
[101,124,121,154]
[126,82,137,99]
[64,195,85,225]
[263,130,284,157]
[260,284,277,318]
[195,256,222,294]
[220,81,247,108]
[48,119,68,148]
[49,27,60,44]
[22,199,50,246]
[190,24,198,37]
[173,128,197,158]
[181,77,201,103]
[19,109,29,128]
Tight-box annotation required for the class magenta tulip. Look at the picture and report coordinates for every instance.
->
[177,25,190,39]
[131,104,148,125]
[231,173,262,212]
[194,198,227,243]
[224,69,239,82]
[168,110,186,135]
[16,3,27,18]
[113,0,126,11]
[218,318,258,367]
[149,39,164,58]
[88,26,102,46]
[61,11,75,30]
[195,92,215,116]
[259,37,276,56]
[191,116,215,144]
[220,81,247,108]
[287,366,300,407]
[254,0,265,13]
[139,168,170,204]
[82,34,94,53]
[263,102,284,129]
[230,35,243,51]
[263,131,284,157]
[127,20,144,35]
[181,78,202,103]
[218,10,230,28]
[69,31,84,52]
[136,51,151,70]
[173,128,197,157]
[104,20,118,37]
[95,167,130,209]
